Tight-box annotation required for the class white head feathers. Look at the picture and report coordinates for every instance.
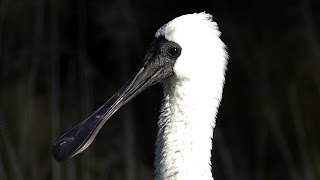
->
[156,12,227,82]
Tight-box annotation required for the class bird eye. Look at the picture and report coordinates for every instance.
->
[167,47,181,59]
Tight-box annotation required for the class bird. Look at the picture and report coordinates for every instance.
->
[52,12,228,180]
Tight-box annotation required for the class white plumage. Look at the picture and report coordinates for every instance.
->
[155,13,228,179]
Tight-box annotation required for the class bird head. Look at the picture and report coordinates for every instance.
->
[156,12,227,82]
[52,12,227,162]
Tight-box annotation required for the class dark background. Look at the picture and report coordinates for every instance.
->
[1,0,320,179]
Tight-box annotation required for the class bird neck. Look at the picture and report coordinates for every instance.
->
[155,77,223,180]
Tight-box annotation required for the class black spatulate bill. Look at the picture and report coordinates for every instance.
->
[52,37,181,162]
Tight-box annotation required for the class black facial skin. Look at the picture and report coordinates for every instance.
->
[52,36,181,162]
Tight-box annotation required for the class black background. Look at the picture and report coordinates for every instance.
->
[1,0,320,179]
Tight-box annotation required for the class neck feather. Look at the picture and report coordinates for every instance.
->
[154,77,223,180]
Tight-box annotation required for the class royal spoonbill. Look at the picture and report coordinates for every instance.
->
[53,12,228,180]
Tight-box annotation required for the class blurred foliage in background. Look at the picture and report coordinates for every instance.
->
[0,0,320,179]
